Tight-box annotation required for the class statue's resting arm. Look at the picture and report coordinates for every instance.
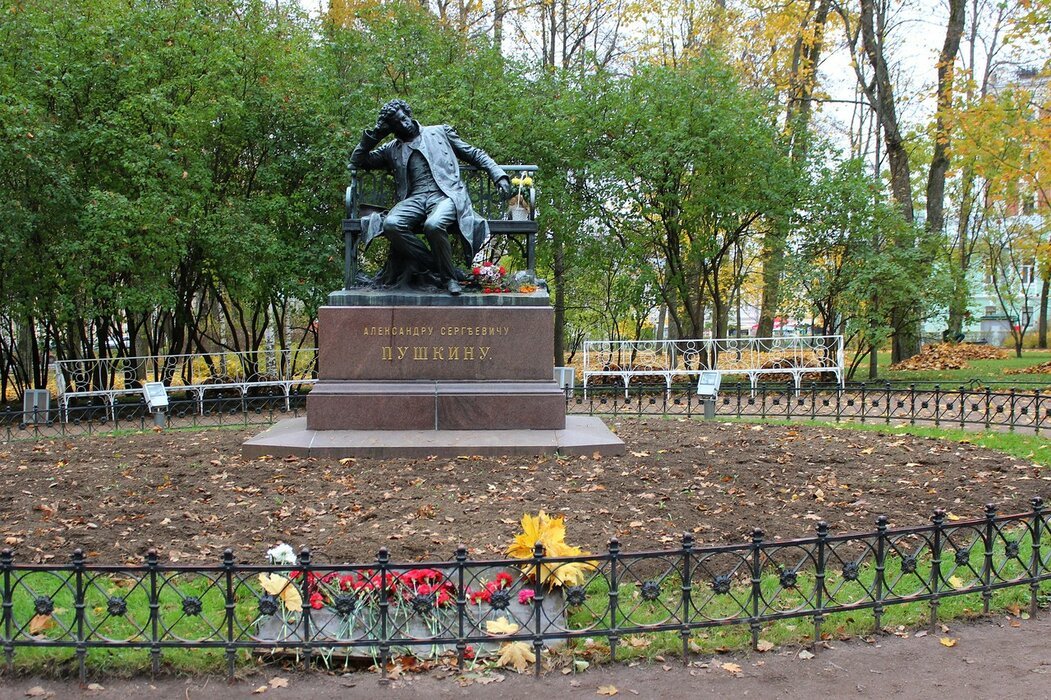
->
[444,126,507,185]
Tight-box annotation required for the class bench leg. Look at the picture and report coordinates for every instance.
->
[344,229,360,289]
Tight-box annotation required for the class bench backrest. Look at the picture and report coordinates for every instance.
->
[346,165,538,221]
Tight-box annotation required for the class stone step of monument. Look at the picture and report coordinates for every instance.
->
[242,416,625,459]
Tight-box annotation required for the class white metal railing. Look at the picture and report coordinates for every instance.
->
[582,336,844,393]
[53,348,318,418]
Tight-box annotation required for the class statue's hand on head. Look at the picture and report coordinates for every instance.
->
[371,111,392,139]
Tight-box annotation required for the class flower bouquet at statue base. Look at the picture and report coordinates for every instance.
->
[253,513,590,666]
[469,262,540,294]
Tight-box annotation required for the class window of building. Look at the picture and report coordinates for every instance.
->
[1022,260,1036,284]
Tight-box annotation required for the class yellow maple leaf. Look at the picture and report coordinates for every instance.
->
[940,637,957,647]
[495,641,535,673]
[507,511,596,587]
[485,617,520,635]
[948,575,965,590]
[507,511,567,559]
[597,685,618,696]
[258,573,303,613]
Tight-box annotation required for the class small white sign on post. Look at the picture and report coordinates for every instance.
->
[143,382,169,411]
[697,371,721,399]
[553,366,575,389]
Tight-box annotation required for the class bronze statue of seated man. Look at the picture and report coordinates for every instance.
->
[350,99,511,295]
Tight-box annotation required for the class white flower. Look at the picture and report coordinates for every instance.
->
[266,543,296,566]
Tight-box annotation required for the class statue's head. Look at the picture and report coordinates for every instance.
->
[379,99,418,141]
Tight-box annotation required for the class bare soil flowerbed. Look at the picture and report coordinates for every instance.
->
[0,419,1046,565]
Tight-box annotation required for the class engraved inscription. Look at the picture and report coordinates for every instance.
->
[368,325,508,363]
[364,325,435,337]
[379,346,493,362]
[363,325,511,337]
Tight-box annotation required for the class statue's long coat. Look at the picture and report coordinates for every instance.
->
[350,123,507,256]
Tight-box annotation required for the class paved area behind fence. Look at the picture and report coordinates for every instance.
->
[1,611,1048,699]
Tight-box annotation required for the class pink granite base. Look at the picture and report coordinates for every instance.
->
[242,416,625,459]
[306,380,566,431]
[243,299,607,458]
[318,305,555,381]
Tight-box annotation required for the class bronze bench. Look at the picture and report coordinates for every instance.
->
[342,165,539,289]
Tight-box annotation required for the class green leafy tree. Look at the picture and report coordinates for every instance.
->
[585,57,796,341]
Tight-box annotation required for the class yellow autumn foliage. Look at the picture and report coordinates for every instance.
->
[506,511,594,588]
[258,573,303,613]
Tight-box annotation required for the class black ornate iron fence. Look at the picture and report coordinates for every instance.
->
[0,394,301,442]
[2,383,1050,442]
[567,383,1050,433]
[2,500,1049,682]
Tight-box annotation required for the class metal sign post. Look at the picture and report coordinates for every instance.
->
[696,371,722,420]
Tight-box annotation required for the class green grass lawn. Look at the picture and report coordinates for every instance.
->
[726,418,1051,466]
[872,349,1051,386]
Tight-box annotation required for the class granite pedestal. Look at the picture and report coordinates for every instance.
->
[242,289,624,458]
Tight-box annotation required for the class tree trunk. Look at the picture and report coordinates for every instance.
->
[757,222,787,338]
[1039,275,1049,349]
[758,0,830,337]
[947,267,968,340]
[925,0,965,238]
[947,171,978,339]
[493,0,505,48]
[552,225,566,366]
[858,0,921,363]
[859,0,914,225]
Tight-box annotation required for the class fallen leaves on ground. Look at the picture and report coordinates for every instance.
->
[495,641,535,673]
[1006,360,1051,375]
[940,637,958,648]
[28,614,54,635]
[890,343,1007,371]
[756,639,775,652]
[0,422,1036,566]
[597,685,618,696]
[720,662,743,676]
